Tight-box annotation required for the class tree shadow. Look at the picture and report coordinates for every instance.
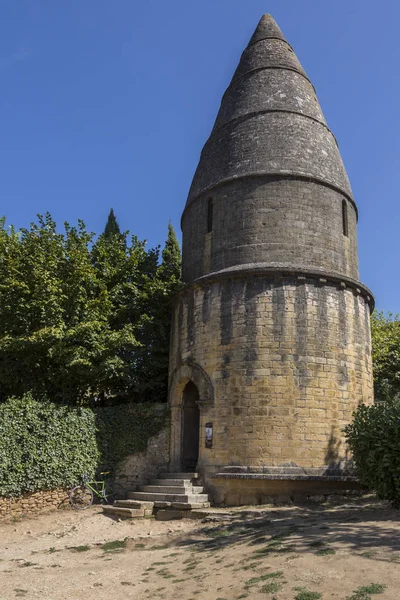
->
[168,498,400,563]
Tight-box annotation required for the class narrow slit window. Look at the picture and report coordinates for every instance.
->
[207,198,213,233]
[342,199,348,237]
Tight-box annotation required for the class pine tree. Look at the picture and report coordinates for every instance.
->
[104,208,121,237]
[160,222,181,281]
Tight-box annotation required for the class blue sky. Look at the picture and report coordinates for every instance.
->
[0,1,398,311]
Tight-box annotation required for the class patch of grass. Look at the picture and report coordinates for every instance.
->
[68,545,91,553]
[172,579,187,583]
[121,582,133,586]
[152,561,170,566]
[260,581,283,594]
[150,544,168,550]
[48,547,56,554]
[245,572,284,587]
[205,529,231,538]
[156,568,174,579]
[346,583,387,599]
[360,550,377,559]
[165,552,180,557]
[309,540,325,547]
[102,539,126,553]
[294,589,322,600]
[134,543,145,549]
[237,595,249,599]
[237,561,262,571]
[19,561,37,567]
[268,539,282,547]
[359,584,386,594]
[316,547,336,556]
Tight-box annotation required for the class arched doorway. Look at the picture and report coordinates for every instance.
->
[181,381,200,472]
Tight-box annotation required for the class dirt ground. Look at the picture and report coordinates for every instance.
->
[1,495,400,600]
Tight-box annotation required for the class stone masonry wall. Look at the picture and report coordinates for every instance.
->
[0,488,69,521]
[182,178,358,283]
[169,275,373,478]
[115,426,170,491]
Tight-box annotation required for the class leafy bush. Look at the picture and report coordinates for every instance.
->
[95,403,168,475]
[0,394,99,497]
[0,394,167,497]
[344,400,400,506]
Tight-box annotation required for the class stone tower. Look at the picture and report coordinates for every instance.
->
[169,15,374,504]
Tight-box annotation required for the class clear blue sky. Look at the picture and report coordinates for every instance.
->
[0,1,398,311]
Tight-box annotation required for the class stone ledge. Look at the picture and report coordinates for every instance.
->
[179,263,374,311]
[213,465,358,483]
[213,473,358,482]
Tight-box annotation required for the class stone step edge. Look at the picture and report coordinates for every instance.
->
[114,499,210,510]
[158,472,199,479]
[149,479,194,486]
[138,486,204,494]
[127,493,209,503]
[102,506,145,518]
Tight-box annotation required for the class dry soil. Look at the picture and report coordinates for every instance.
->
[1,496,399,600]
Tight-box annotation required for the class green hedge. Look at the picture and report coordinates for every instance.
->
[0,394,167,497]
[344,399,400,507]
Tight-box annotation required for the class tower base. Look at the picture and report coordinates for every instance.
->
[203,466,362,506]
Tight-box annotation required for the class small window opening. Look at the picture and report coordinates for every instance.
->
[342,199,348,237]
[207,198,213,233]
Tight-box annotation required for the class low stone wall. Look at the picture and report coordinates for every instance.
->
[0,488,69,521]
[115,426,170,491]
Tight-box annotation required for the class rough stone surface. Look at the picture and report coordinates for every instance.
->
[183,178,359,282]
[0,488,69,521]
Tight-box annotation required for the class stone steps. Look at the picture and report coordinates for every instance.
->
[101,472,210,520]
[102,505,145,518]
[127,491,209,503]
[138,485,204,494]
[148,479,194,486]
[158,472,199,479]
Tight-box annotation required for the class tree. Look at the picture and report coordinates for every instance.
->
[134,223,182,402]
[0,214,181,405]
[344,399,400,506]
[104,208,121,238]
[370,311,400,402]
[159,222,181,282]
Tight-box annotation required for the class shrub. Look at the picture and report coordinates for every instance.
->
[344,400,400,506]
[0,394,167,497]
[0,394,99,497]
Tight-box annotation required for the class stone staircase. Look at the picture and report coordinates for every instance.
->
[102,472,210,519]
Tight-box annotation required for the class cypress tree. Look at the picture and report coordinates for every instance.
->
[160,222,181,281]
[104,208,121,237]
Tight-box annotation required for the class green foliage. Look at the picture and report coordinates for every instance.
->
[0,394,167,497]
[370,311,400,401]
[0,394,99,497]
[95,403,168,474]
[344,399,400,506]
[104,208,121,238]
[0,214,181,405]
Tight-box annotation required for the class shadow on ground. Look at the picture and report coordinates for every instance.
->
[131,498,400,562]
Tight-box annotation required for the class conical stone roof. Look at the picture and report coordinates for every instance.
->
[186,15,354,209]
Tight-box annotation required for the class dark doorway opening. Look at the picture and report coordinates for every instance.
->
[181,381,200,472]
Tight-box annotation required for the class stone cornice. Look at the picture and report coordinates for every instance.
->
[178,263,375,312]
